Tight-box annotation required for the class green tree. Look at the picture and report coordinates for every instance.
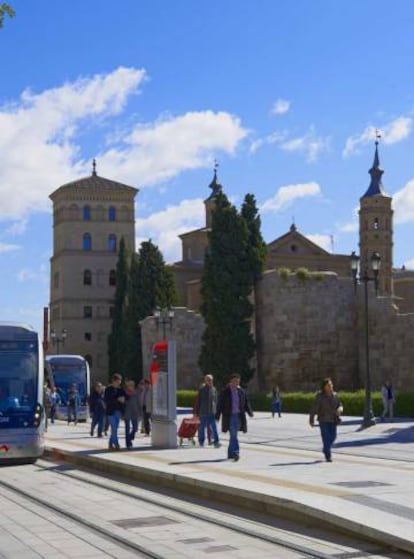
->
[241,193,267,389]
[199,191,255,387]
[107,237,129,378]
[123,240,177,380]
[0,3,15,28]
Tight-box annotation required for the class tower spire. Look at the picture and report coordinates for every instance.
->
[207,159,222,199]
[361,133,385,198]
[92,158,97,177]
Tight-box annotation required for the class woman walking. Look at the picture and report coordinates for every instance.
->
[309,377,343,462]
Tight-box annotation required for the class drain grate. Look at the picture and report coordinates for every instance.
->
[112,515,179,528]
[331,480,392,488]
[204,545,238,553]
[178,537,215,544]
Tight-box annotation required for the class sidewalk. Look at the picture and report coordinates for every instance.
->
[44,413,414,555]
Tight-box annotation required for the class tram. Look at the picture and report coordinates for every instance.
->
[0,323,44,464]
[44,355,90,421]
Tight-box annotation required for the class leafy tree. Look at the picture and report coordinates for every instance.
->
[241,193,267,389]
[0,3,15,28]
[123,240,177,380]
[199,191,255,387]
[241,193,267,285]
[108,237,129,378]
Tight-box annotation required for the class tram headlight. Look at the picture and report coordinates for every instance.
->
[33,403,43,427]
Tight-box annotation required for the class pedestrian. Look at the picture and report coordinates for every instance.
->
[196,374,221,448]
[104,374,126,450]
[43,384,51,431]
[49,386,61,424]
[271,385,282,418]
[67,384,80,425]
[215,374,253,462]
[89,382,106,437]
[139,379,152,436]
[309,377,343,462]
[124,380,141,449]
[381,380,396,421]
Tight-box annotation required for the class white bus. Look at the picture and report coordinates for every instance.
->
[0,323,44,464]
[45,355,90,422]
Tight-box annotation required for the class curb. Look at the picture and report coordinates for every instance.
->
[44,446,414,556]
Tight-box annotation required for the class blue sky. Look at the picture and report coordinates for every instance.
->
[2,0,414,334]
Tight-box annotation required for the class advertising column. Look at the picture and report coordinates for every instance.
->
[150,340,177,448]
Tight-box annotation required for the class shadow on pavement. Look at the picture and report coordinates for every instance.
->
[335,425,414,448]
[169,458,228,465]
[270,460,323,467]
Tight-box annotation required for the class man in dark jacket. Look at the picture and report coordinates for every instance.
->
[196,374,220,448]
[215,374,253,461]
[89,382,106,438]
[104,374,125,450]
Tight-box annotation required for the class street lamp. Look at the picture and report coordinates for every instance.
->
[350,251,381,429]
[153,308,174,339]
[50,328,67,354]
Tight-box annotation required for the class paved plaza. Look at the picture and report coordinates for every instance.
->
[44,412,414,555]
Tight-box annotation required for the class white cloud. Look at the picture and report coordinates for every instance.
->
[403,259,414,270]
[17,264,48,283]
[343,116,412,158]
[393,177,414,223]
[99,110,247,187]
[0,68,247,221]
[271,99,291,116]
[261,181,321,213]
[5,219,28,236]
[338,220,359,234]
[135,198,205,262]
[305,234,332,252]
[279,129,330,162]
[250,127,329,162]
[0,242,20,253]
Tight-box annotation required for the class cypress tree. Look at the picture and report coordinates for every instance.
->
[241,193,267,389]
[123,240,177,380]
[107,237,129,378]
[199,191,255,387]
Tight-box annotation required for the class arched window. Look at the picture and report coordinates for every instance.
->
[109,269,116,286]
[374,218,379,230]
[83,233,92,251]
[83,270,92,285]
[108,234,117,252]
[109,206,116,221]
[83,205,91,221]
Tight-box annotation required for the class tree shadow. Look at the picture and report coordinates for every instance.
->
[169,458,228,465]
[335,425,414,448]
[270,460,323,466]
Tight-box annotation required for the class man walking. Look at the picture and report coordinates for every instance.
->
[104,374,125,450]
[215,374,253,461]
[196,374,220,448]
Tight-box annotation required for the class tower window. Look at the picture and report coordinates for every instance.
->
[83,306,92,318]
[83,205,91,221]
[109,270,116,286]
[108,234,117,252]
[83,233,92,251]
[83,269,92,285]
[291,244,297,252]
[374,218,379,230]
[109,206,116,221]
[84,332,92,341]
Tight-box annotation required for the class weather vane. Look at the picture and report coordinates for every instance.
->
[92,158,97,176]
[375,129,382,145]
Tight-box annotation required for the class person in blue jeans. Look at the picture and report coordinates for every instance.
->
[196,374,221,448]
[215,374,253,461]
[104,374,125,451]
[309,377,343,462]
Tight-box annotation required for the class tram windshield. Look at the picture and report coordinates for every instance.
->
[50,362,88,405]
[0,341,38,413]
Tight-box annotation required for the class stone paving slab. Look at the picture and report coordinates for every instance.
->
[43,413,414,555]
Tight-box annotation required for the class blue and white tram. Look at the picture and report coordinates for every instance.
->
[0,323,44,464]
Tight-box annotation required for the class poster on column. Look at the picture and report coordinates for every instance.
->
[150,341,169,419]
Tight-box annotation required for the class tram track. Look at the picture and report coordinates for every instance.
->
[34,458,402,559]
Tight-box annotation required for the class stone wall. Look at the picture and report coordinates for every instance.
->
[256,271,359,392]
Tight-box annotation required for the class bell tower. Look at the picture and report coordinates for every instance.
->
[359,138,393,295]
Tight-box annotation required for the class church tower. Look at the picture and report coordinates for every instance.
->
[359,140,393,295]
[49,161,138,380]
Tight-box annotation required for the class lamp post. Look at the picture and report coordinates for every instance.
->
[153,308,174,339]
[350,251,381,429]
[50,328,67,354]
